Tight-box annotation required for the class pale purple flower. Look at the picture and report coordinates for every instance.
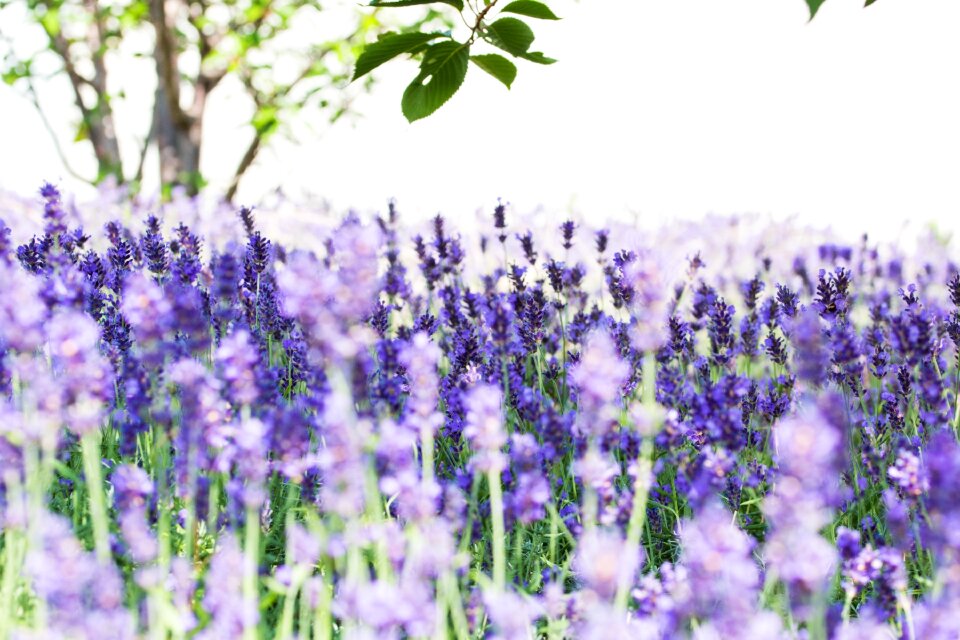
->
[574,528,641,601]
[112,464,157,563]
[400,332,444,440]
[277,221,381,362]
[624,250,669,353]
[24,512,135,639]
[464,384,507,472]
[675,501,760,626]
[569,329,629,439]
[0,261,47,352]
[483,588,543,640]
[197,534,255,639]
[120,271,173,343]
[216,329,262,407]
[47,310,114,435]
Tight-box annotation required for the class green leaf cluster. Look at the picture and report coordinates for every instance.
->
[354,0,560,122]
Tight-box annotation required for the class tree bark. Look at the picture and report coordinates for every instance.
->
[150,0,204,195]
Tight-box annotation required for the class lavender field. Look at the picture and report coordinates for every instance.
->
[0,184,958,639]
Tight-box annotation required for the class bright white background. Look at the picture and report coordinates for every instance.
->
[1,0,959,241]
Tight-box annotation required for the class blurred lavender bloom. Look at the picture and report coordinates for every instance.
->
[46,310,115,435]
[400,332,444,442]
[464,384,507,473]
[25,512,135,639]
[673,501,760,629]
[569,329,629,440]
[483,588,543,640]
[121,271,174,346]
[196,534,255,639]
[316,391,371,519]
[574,528,641,602]
[624,251,669,353]
[335,577,435,638]
[112,464,157,564]
[278,220,381,363]
[215,328,262,407]
[0,261,47,352]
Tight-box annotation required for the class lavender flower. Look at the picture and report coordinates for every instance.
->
[569,329,629,439]
[196,534,256,638]
[464,384,507,473]
[575,527,641,601]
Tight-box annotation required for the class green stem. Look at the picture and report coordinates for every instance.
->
[614,354,658,611]
[278,567,308,640]
[244,504,261,640]
[512,525,525,584]
[313,571,334,640]
[899,590,916,640]
[441,570,471,640]
[614,436,653,611]
[421,420,435,487]
[81,430,111,565]
[841,589,854,625]
[488,466,506,590]
[0,471,24,637]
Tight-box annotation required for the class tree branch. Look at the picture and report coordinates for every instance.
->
[224,132,261,202]
[224,32,359,202]
[23,75,95,184]
[134,109,156,185]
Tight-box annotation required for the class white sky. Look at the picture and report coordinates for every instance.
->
[1,0,959,242]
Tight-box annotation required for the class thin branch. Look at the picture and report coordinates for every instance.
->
[225,34,358,202]
[134,108,156,184]
[224,133,261,202]
[23,76,95,184]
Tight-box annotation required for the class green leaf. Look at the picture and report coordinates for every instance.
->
[518,51,556,65]
[74,121,89,142]
[484,17,534,57]
[39,9,60,36]
[370,0,464,10]
[864,0,878,5]
[471,54,516,89]
[354,32,446,81]
[500,0,559,20]
[252,106,279,136]
[805,0,827,19]
[401,40,469,122]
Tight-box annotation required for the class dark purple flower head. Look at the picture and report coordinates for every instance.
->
[493,199,507,243]
[595,229,609,256]
[238,205,256,236]
[517,230,537,265]
[560,220,577,250]
[141,215,168,277]
[40,181,69,238]
[707,298,735,366]
[836,526,861,561]
[0,218,11,264]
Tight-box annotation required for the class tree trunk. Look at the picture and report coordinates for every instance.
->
[149,0,204,196]
[153,85,203,195]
